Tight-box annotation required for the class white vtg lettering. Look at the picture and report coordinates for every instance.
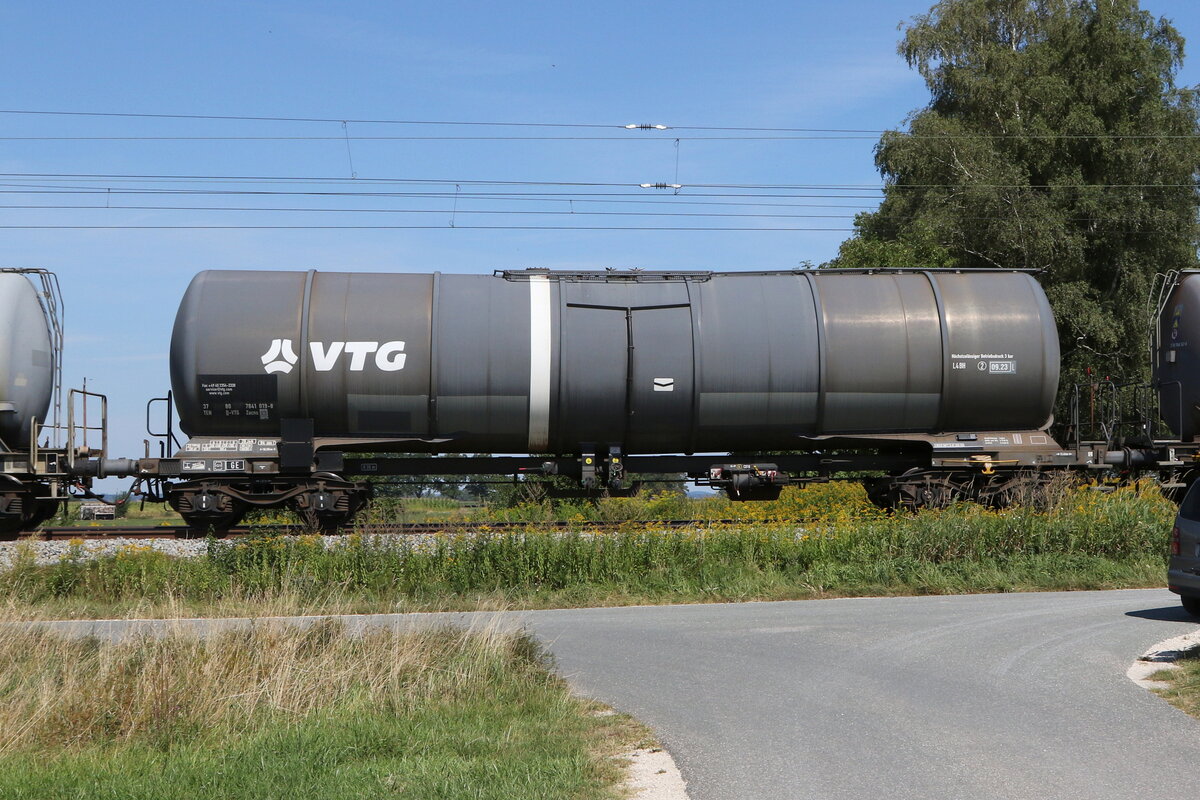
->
[309,341,407,372]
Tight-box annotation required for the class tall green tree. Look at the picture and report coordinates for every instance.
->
[830,0,1200,384]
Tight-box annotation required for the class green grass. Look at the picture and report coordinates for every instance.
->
[0,620,648,800]
[1,482,1175,619]
[1149,647,1200,720]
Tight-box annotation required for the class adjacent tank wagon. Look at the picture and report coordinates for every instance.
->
[1156,272,1200,441]
[0,272,55,448]
[0,269,129,535]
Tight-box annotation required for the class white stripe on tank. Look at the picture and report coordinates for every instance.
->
[527,275,552,451]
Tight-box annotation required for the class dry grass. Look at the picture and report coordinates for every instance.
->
[0,608,647,798]
[0,615,534,752]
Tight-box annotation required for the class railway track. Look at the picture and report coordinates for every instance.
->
[25,518,743,541]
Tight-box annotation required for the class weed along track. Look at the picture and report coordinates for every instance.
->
[0,482,1176,620]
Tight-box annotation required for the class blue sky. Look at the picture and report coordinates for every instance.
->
[3,0,1200,473]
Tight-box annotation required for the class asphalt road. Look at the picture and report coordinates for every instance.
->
[519,590,1200,800]
[39,589,1200,799]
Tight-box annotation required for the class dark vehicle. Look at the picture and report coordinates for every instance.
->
[1169,481,1200,617]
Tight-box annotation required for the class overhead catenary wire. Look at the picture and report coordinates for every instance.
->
[0,108,620,127]
[3,185,1189,207]
[0,203,1177,223]
[0,203,872,219]
[0,109,1188,238]
[0,171,1194,190]
[0,170,889,188]
[0,184,1189,205]
[0,113,1191,220]
[0,180,1188,207]
[0,108,1194,139]
[0,185,879,207]
[0,135,937,140]
[0,186,892,200]
[0,225,1166,236]
[3,133,1196,140]
[0,224,859,231]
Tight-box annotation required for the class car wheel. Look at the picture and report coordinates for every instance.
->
[1182,595,1200,617]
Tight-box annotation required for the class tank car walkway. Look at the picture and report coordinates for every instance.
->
[33,589,1200,800]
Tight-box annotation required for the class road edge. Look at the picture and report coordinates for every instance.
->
[623,747,690,800]
[1127,630,1200,689]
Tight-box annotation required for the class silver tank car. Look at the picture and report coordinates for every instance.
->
[170,269,1059,454]
[0,272,55,449]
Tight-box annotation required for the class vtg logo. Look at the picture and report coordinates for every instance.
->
[260,339,407,374]
[261,339,298,374]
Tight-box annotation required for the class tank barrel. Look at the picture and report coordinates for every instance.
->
[169,268,1061,454]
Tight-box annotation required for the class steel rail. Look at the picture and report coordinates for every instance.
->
[24,518,754,540]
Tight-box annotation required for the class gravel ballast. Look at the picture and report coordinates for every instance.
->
[0,533,454,569]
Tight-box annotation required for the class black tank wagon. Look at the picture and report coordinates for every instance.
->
[171,268,1060,448]
[154,267,1069,529]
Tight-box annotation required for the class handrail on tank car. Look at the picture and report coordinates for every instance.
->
[1068,380,1119,444]
[66,388,107,470]
[496,268,713,282]
[146,392,181,457]
[1067,378,1181,448]
[1151,270,1180,377]
[796,267,1043,275]
[496,267,1043,282]
[1106,379,1168,443]
[27,416,38,472]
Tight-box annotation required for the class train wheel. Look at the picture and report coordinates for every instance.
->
[291,481,366,533]
[28,499,62,528]
[0,486,57,537]
[178,508,246,536]
[977,471,1056,510]
[298,508,351,534]
[866,469,966,511]
[0,486,27,539]
[169,486,247,535]
[0,516,23,540]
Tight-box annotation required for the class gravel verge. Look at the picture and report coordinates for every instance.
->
[625,747,690,799]
[1127,629,1200,689]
